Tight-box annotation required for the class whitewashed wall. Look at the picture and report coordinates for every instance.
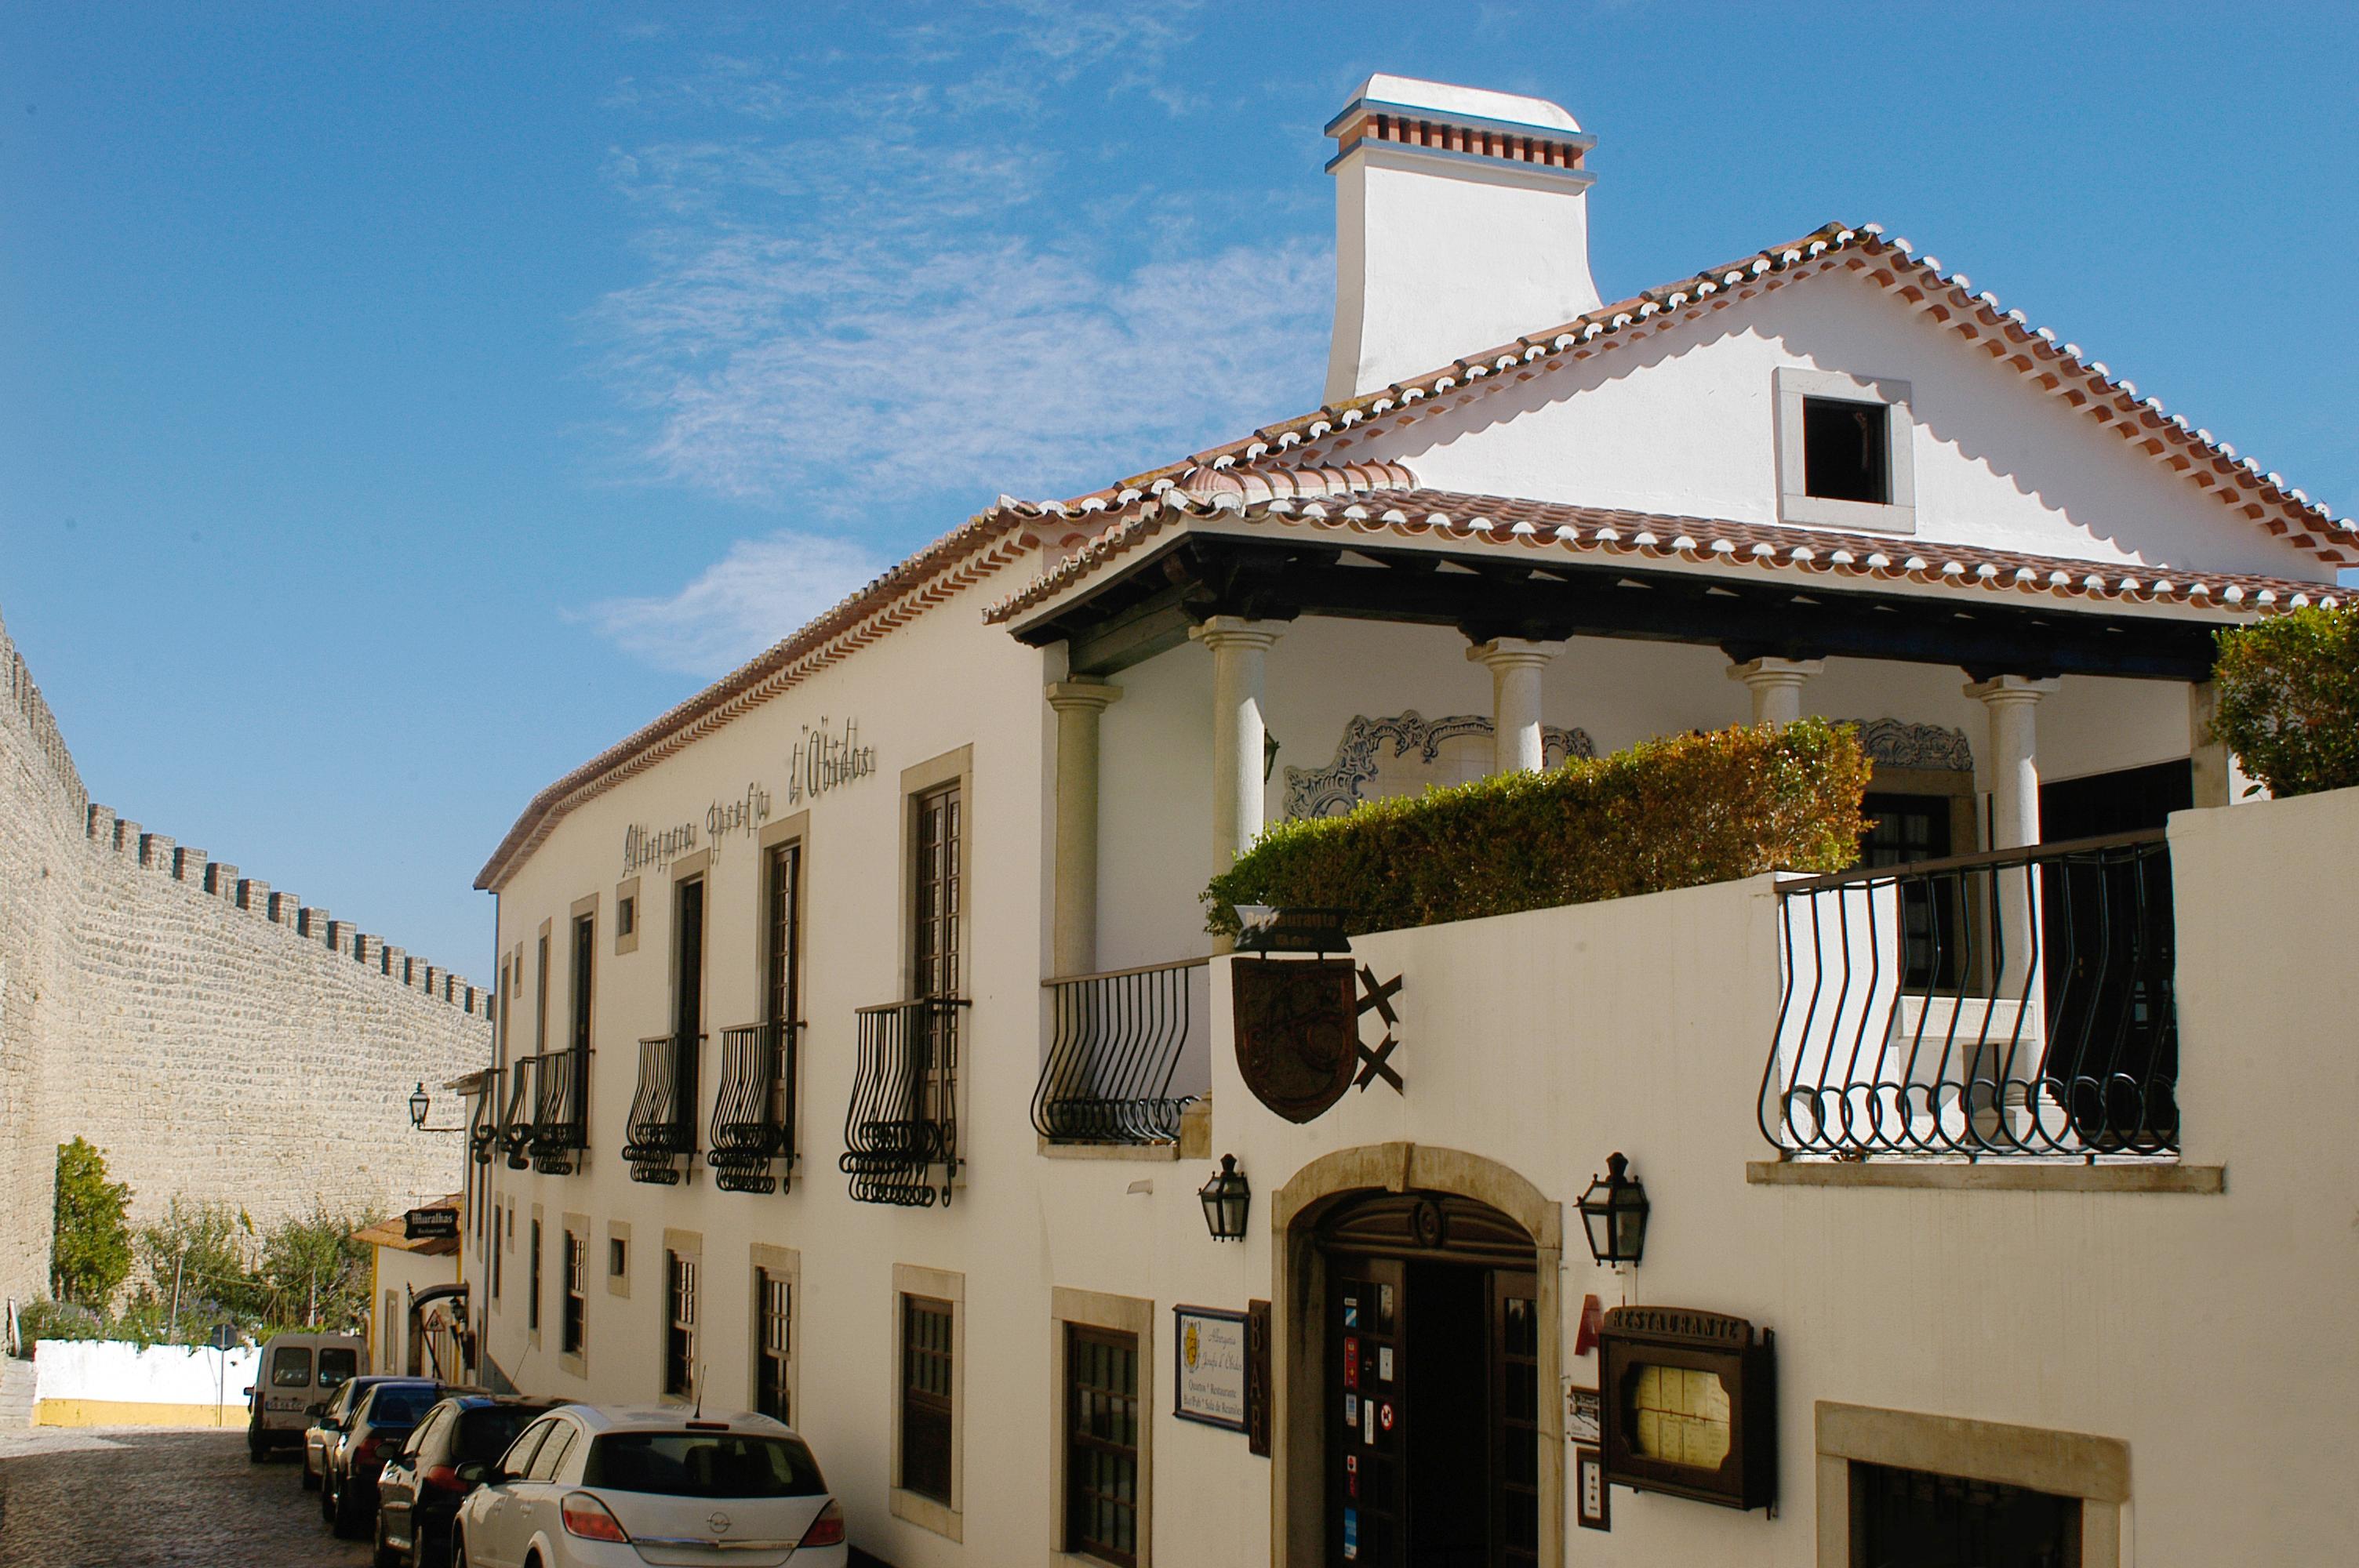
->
[35,1339,258,1416]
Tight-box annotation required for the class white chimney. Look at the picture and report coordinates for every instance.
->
[1324,75,1602,404]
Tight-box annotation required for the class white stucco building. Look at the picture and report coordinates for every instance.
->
[460,77,2355,1567]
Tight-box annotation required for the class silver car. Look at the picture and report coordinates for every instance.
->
[451,1405,845,1568]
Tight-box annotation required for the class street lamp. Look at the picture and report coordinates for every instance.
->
[1198,1154,1252,1242]
[1576,1152,1650,1268]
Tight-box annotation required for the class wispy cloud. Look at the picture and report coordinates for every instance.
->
[580,2,1329,673]
[576,531,882,677]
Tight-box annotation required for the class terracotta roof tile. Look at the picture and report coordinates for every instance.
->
[986,483,2343,626]
[1053,223,2353,567]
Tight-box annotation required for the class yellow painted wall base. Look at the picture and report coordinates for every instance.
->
[36,1399,238,1428]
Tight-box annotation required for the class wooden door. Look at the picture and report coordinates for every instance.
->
[1329,1256,1405,1566]
[1487,1271,1540,1568]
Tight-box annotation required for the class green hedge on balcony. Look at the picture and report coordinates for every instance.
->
[1203,717,1872,939]
[2211,605,2359,799]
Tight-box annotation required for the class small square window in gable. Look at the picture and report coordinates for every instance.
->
[1802,397,1890,505]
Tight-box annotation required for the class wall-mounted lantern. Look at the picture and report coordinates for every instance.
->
[1576,1151,1650,1268]
[1198,1154,1252,1242]
[408,1081,463,1133]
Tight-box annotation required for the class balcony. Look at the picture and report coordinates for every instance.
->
[497,1064,536,1171]
[623,1031,703,1185]
[709,1020,801,1195]
[841,998,968,1207]
[1031,958,1211,1145]
[520,1049,590,1175]
[1761,830,2178,1160]
[469,1066,503,1167]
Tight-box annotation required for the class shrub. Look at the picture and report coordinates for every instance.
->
[49,1138,133,1308]
[2211,606,2359,798]
[1205,717,1870,938]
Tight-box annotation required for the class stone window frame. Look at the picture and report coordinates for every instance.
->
[748,1242,801,1425]
[1774,365,1918,535]
[1050,1287,1155,1568]
[558,1211,591,1380]
[1815,1400,2129,1566]
[605,1219,631,1299]
[889,1261,965,1542]
[614,875,641,956]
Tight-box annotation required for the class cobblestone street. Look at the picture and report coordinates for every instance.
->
[0,1428,372,1567]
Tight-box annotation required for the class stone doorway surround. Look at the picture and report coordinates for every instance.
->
[1269,1143,1564,1568]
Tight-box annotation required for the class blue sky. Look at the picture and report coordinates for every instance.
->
[4,2,2353,974]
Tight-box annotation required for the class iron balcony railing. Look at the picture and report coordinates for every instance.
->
[469,1067,503,1167]
[710,1019,802,1195]
[841,998,969,1207]
[1032,958,1211,1145]
[522,1049,591,1175]
[623,1031,704,1185]
[498,1062,536,1170]
[1761,829,2178,1160]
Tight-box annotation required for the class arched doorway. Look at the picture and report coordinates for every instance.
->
[1317,1191,1539,1568]
[1269,1145,1562,1568]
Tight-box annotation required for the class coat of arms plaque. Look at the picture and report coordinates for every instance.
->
[1232,957,1360,1123]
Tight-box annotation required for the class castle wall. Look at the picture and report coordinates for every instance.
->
[0,609,489,1311]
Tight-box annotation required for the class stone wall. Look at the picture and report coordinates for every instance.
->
[0,608,489,1309]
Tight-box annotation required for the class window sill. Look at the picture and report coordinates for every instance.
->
[1747,1158,2223,1194]
[1776,492,1917,535]
[1038,1138,1180,1162]
[892,1486,962,1541]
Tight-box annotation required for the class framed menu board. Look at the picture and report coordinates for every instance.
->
[1173,1305,1250,1432]
[1597,1305,1776,1511]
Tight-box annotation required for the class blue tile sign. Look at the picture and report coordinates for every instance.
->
[1344,1508,1359,1559]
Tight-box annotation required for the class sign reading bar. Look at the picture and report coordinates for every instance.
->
[404,1207,460,1242]
[1172,1305,1249,1432]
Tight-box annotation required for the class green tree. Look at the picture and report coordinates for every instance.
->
[135,1199,263,1336]
[2212,606,2359,798]
[49,1138,133,1308]
[258,1205,378,1331]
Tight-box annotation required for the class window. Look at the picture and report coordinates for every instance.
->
[1065,1326,1141,1566]
[562,1232,587,1357]
[529,1218,543,1337]
[534,931,550,1054]
[665,1250,699,1399]
[571,913,594,1056]
[609,1238,627,1279]
[1774,366,1915,533]
[382,1289,398,1370]
[492,1207,503,1301]
[1852,1461,2080,1565]
[617,897,635,937]
[500,1416,558,1477]
[526,1421,580,1482]
[756,1268,792,1424]
[1801,396,1889,504]
[901,1295,955,1504]
[913,784,961,1002]
[765,841,800,1026]
[269,1347,312,1388]
[585,1432,826,1498]
[316,1347,357,1389]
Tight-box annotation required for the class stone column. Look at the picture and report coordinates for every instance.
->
[1045,679,1122,978]
[1466,637,1566,774]
[1967,675,2059,1010]
[1726,656,1825,728]
[2186,679,2259,809]
[1190,617,1286,868]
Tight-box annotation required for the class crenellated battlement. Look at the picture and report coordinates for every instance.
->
[1,609,90,820]
[0,605,485,1021]
[78,798,490,1018]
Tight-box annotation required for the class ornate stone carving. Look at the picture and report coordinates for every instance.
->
[1842,718,1974,772]
[1283,711,1597,819]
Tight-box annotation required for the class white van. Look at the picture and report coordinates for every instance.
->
[244,1331,368,1461]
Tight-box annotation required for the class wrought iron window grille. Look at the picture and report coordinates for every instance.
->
[710,1018,802,1194]
[841,998,969,1207]
[1760,829,2178,1160]
[523,1048,591,1174]
[468,1068,503,1167]
[1032,958,1211,1145]
[623,1030,705,1185]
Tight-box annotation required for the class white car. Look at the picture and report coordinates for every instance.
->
[451,1404,845,1568]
